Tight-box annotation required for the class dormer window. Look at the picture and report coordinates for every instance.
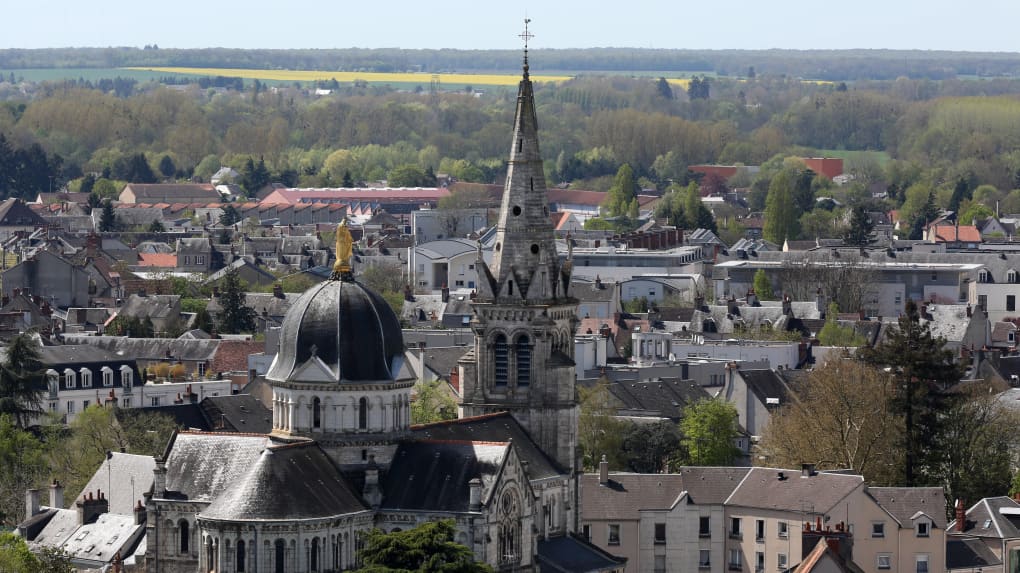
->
[101,366,113,387]
[1008,269,1019,284]
[917,521,929,537]
[979,269,991,283]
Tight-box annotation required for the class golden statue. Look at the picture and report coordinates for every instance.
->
[333,219,354,275]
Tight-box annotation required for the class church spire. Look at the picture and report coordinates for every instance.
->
[478,20,567,303]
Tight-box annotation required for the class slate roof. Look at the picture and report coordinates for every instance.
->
[412,412,564,479]
[56,512,144,566]
[207,292,296,320]
[162,432,270,502]
[29,508,79,548]
[202,258,276,285]
[38,345,122,364]
[380,440,508,512]
[609,378,710,419]
[123,183,220,203]
[62,335,220,361]
[201,395,272,434]
[138,403,209,431]
[75,453,155,515]
[950,496,1020,539]
[571,282,617,304]
[867,486,947,529]
[738,369,792,408]
[536,533,627,573]
[201,441,367,520]
[581,468,751,520]
[119,294,180,320]
[411,346,471,380]
[0,198,48,226]
[725,467,864,513]
[946,537,1002,570]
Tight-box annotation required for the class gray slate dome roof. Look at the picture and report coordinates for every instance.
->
[266,278,404,383]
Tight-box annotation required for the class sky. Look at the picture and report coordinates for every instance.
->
[4,1,1019,53]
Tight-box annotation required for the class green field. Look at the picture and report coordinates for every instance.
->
[1,68,174,82]
[815,149,892,167]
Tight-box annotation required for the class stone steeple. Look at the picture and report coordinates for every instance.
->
[461,29,578,473]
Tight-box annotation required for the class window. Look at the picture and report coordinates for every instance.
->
[755,519,765,541]
[607,524,620,545]
[582,525,590,541]
[494,334,508,386]
[120,366,132,389]
[122,399,130,408]
[699,516,711,537]
[236,540,246,572]
[979,294,988,309]
[755,552,765,573]
[67,401,74,414]
[80,369,91,388]
[979,269,991,283]
[778,521,788,538]
[358,397,368,430]
[102,367,113,387]
[1010,269,1019,284]
[1009,295,1016,312]
[877,554,891,570]
[197,255,205,265]
[917,521,929,537]
[730,517,742,539]
[916,554,929,573]
[151,396,160,407]
[516,336,531,386]
[729,549,742,571]
[313,397,322,429]
[699,550,711,569]
[654,554,666,573]
[654,523,666,544]
[498,491,522,565]
[179,521,190,554]
[83,400,89,410]
[198,363,206,377]
[777,553,788,570]
[872,522,885,538]
[64,369,76,389]
[184,255,191,266]
[49,401,57,411]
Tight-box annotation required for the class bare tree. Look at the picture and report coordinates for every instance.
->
[773,251,878,314]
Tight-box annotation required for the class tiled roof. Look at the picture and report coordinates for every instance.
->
[209,340,263,374]
[163,432,270,502]
[930,223,982,243]
[381,440,508,512]
[136,253,178,267]
[581,468,750,521]
[725,467,863,513]
[867,486,947,529]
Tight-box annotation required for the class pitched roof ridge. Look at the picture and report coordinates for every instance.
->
[177,430,269,438]
[411,410,510,428]
[414,439,510,447]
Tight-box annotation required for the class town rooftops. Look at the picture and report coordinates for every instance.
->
[581,467,751,520]
[724,467,864,513]
[381,440,509,512]
[162,432,271,502]
[867,486,947,529]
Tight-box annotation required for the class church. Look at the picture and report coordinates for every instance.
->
[133,28,620,573]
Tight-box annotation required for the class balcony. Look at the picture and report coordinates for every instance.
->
[729,531,742,540]
[729,563,742,571]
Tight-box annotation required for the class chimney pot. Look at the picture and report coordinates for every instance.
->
[599,455,609,486]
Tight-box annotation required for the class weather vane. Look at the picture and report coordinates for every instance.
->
[519,18,534,74]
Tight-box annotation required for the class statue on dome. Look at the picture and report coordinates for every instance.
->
[332,219,354,279]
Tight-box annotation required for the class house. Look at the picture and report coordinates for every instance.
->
[1,249,91,308]
[411,207,490,244]
[175,237,214,273]
[409,238,490,291]
[34,345,143,422]
[0,198,48,240]
[116,292,183,335]
[574,277,621,320]
[926,223,983,249]
[948,496,1020,573]
[719,366,791,438]
[119,183,222,204]
[202,258,276,288]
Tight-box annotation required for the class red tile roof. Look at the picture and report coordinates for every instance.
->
[209,340,264,375]
[137,253,178,267]
[930,223,982,243]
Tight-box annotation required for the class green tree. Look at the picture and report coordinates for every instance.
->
[0,416,48,525]
[763,170,799,243]
[817,302,866,347]
[578,378,626,471]
[358,519,491,573]
[844,204,874,247]
[98,200,117,232]
[0,532,41,572]
[682,181,717,232]
[858,301,965,487]
[621,420,682,473]
[217,268,256,334]
[679,398,741,466]
[752,269,774,301]
[219,204,241,227]
[388,164,433,188]
[193,307,214,333]
[147,219,165,233]
[114,408,179,458]
[411,380,458,424]
[122,153,156,184]
[655,77,673,100]
[603,164,638,217]
[240,157,270,196]
[158,155,176,179]
[0,334,44,428]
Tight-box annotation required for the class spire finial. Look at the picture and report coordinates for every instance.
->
[519,18,534,77]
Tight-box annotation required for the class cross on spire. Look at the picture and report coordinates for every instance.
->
[519,18,534,76]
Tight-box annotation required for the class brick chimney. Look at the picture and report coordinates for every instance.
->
[76,490,109,525]
[449,367,460,395]
[955,499,966,532]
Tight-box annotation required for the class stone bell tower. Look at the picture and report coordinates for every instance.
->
[458,30,578,472]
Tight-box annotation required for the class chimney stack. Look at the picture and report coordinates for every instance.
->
[469,478,482,512]
[272,284,284,299]
[25,488,40,518]
[598,455,609,486]
[955,499,966,532]
[134,500,146,526]
[441,284,450,303]
[49,480,64,509]
[76,490,109,525]
[801,463,816,477]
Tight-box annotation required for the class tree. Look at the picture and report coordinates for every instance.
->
[758,359,903,486]
[341,170,354,188]
[655,77,673,100]
[411,380,458,424]
[620,420,682,473]
[763,170,799,243]
[603,164,638,218]
[219,204,241,227]
[193,307,214,333]
[844,204,874,246]
[158,155,176,179]
[99,200,117,232]
[121,153,156,184]
[0,334,44,428]
[217,268,256,334]
[358,519,492,573]
[687,76,710,100]
[147,219,165,233]
[114,408,179,458]
[578,378,626,471]
[752,269,774,301]
[0,532,42,572]
[682,182,717,232]
[240,157,270,196]
[0,416,48,525]
[858,302,964,487]
[679,398,741,466]
[388,164,434,188]
[817,303,866,347]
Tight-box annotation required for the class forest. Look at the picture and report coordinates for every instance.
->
[5,56,1020,244]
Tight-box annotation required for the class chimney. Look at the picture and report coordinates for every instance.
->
[594,275,603,290]
[272,284,284,299]
[450,367,460,395]
[441,284,450,303]
[49,480,64,509]
[746,288,757,307]
[816,516,823,532]
[598,455,609,486]
[966,304,972,318]
[782,294,792,316]
[801,463,816,477]
[25,488,40,518]
[955,499,965,532]
[362,455,382,508]
[134,500,146,526]
[469,478,482,512]
[76,490,109,525]
[154,460,167,495]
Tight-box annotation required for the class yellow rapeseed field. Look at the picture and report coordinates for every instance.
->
[127,67,573,86]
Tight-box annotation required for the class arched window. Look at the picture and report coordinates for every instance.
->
[274,539,286,573]
[120,365,133,390]
[358,397,368,430]
[311,537,320,571]
[312,397,321,429]
[979,269,992,283]
[498,490,522,565]
[179,520,190,554]
[80,368,91,388]
[236,540,246,572]
[494,334,508,386]
[63,369,76,389]
[1009,269,1019,284]
[516,336,531,386]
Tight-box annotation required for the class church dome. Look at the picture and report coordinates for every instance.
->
[266,278,404,383]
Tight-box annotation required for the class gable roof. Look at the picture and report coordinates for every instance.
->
[381,440,509,512]
[951,496,1020,539]
[122,183,220,203]
[537,533,627,573]
[0,198,48,227]
[75,453,155,515]
[947,537,1002,570]
[725,467,864,513]
[608,378,710,419]
[581,467,751,520]
[867,486,947,529]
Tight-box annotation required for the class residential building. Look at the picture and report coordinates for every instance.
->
[1,249,91,308]
[119,183,221,204]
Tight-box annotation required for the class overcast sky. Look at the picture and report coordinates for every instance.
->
[5,1,1019,53]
